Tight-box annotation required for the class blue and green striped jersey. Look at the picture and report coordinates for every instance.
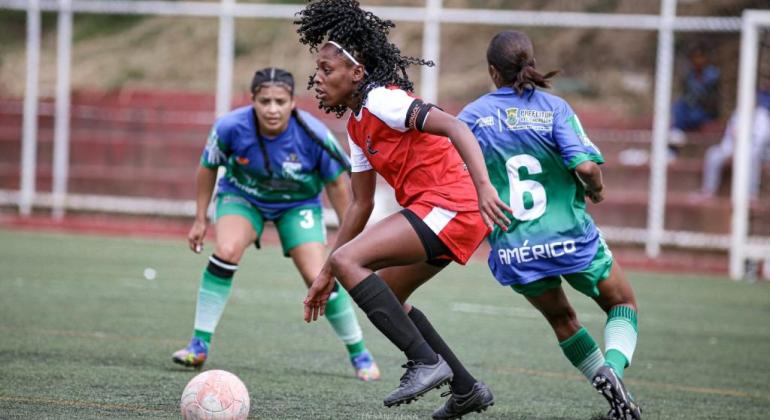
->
[459,87,604,286]
[200,106,348,220]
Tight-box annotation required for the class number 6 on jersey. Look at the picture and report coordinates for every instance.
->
[506,154,546,221]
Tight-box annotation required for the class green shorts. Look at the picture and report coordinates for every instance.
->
[510,237,614,298]
[215,194,326,257]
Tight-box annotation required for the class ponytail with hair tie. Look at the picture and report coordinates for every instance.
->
[487,30,559,96]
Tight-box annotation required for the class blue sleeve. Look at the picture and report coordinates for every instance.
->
[458,103,486,144]
[457,106,475,128]
[299,111,350,182]
[200,118,232,169]
[552,100,604,170]
[318,130,349,182]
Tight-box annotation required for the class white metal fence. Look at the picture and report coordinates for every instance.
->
[732,9,770,279]
[0,0,767,279]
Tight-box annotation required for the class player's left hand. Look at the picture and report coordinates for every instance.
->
[304,268,335,322]
[477,183,511,231]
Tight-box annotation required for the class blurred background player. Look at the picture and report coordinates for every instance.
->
[172,67,380,382]
[459,30,642,420]
[669,43,721,157]
[296,1,509,417]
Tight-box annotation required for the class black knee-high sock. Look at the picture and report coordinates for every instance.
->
[348,273,437,364]
[408,306,476,394]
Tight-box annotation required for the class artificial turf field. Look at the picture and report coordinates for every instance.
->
[1,229,769,419]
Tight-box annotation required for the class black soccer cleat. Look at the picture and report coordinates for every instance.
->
[383,355,453,407]
[592,366,642,420]
[432,380,495,419]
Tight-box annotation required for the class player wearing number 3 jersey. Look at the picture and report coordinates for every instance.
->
[459,31,642,419]
[172,67,380,382]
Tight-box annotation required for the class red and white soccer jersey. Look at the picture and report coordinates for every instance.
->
[347,86,489,264]
[347,86,477,211]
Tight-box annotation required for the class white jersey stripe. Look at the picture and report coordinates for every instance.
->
[347,134,373,172]
[423,207,457,234]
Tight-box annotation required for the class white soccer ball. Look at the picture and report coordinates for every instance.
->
[143,267,157,280]
[180,370,250,420]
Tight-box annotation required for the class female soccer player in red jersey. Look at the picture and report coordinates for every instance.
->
[296,1,510,418]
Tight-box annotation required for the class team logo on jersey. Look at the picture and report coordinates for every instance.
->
[504,107,519,129]
[519,109,554,125]
[282,154,303,180]
[235,156,250,165]
[365,137,378,155]
[475,116,494,128]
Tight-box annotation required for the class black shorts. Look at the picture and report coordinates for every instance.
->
[400,209,452,268]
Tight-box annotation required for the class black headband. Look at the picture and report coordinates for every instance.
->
[250,67,294,95]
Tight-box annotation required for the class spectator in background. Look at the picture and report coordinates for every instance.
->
[696,90,770,201]
[669,44,721,156]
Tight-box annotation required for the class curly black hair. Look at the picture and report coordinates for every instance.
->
[295,0,434,117]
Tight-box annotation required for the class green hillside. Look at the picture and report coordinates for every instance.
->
[0,0,766,115]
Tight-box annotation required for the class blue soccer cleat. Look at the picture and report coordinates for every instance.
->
[351,349,381,382]
[172,337,209,368]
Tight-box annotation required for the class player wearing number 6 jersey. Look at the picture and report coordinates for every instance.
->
[172,67,380,382]
[459,31,642,420]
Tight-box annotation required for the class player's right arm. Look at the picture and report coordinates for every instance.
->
[304,169,376,322]
[189,123,230,253]
[188,165,218,253]
[552,99,605,204]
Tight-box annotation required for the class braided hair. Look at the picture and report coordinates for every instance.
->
[487,30,559,96]
[248,67,350,176]
[293,109,351,172]
[295,0,434,117]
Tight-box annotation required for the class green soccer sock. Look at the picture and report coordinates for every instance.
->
[193,257,236,346]
[324,284,366,356]
[559,327,606,381]
[604,305,638,379]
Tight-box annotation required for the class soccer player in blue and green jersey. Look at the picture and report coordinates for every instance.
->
[459,31,641,420]
[172,67,380,381]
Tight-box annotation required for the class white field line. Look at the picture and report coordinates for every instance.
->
[452,302,599,321]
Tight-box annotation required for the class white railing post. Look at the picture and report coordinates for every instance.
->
[645,0,677,257]
[729,11,759,280]
[19,0,41,216]
[420,0,441,104]
[52,0,73,219]
[215,0,235,117]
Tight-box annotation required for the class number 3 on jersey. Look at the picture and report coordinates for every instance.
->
[299,209,315,229]
[506,154,546,221]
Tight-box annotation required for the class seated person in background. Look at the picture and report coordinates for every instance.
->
[698,96,770,201]
[669,44,721,154]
